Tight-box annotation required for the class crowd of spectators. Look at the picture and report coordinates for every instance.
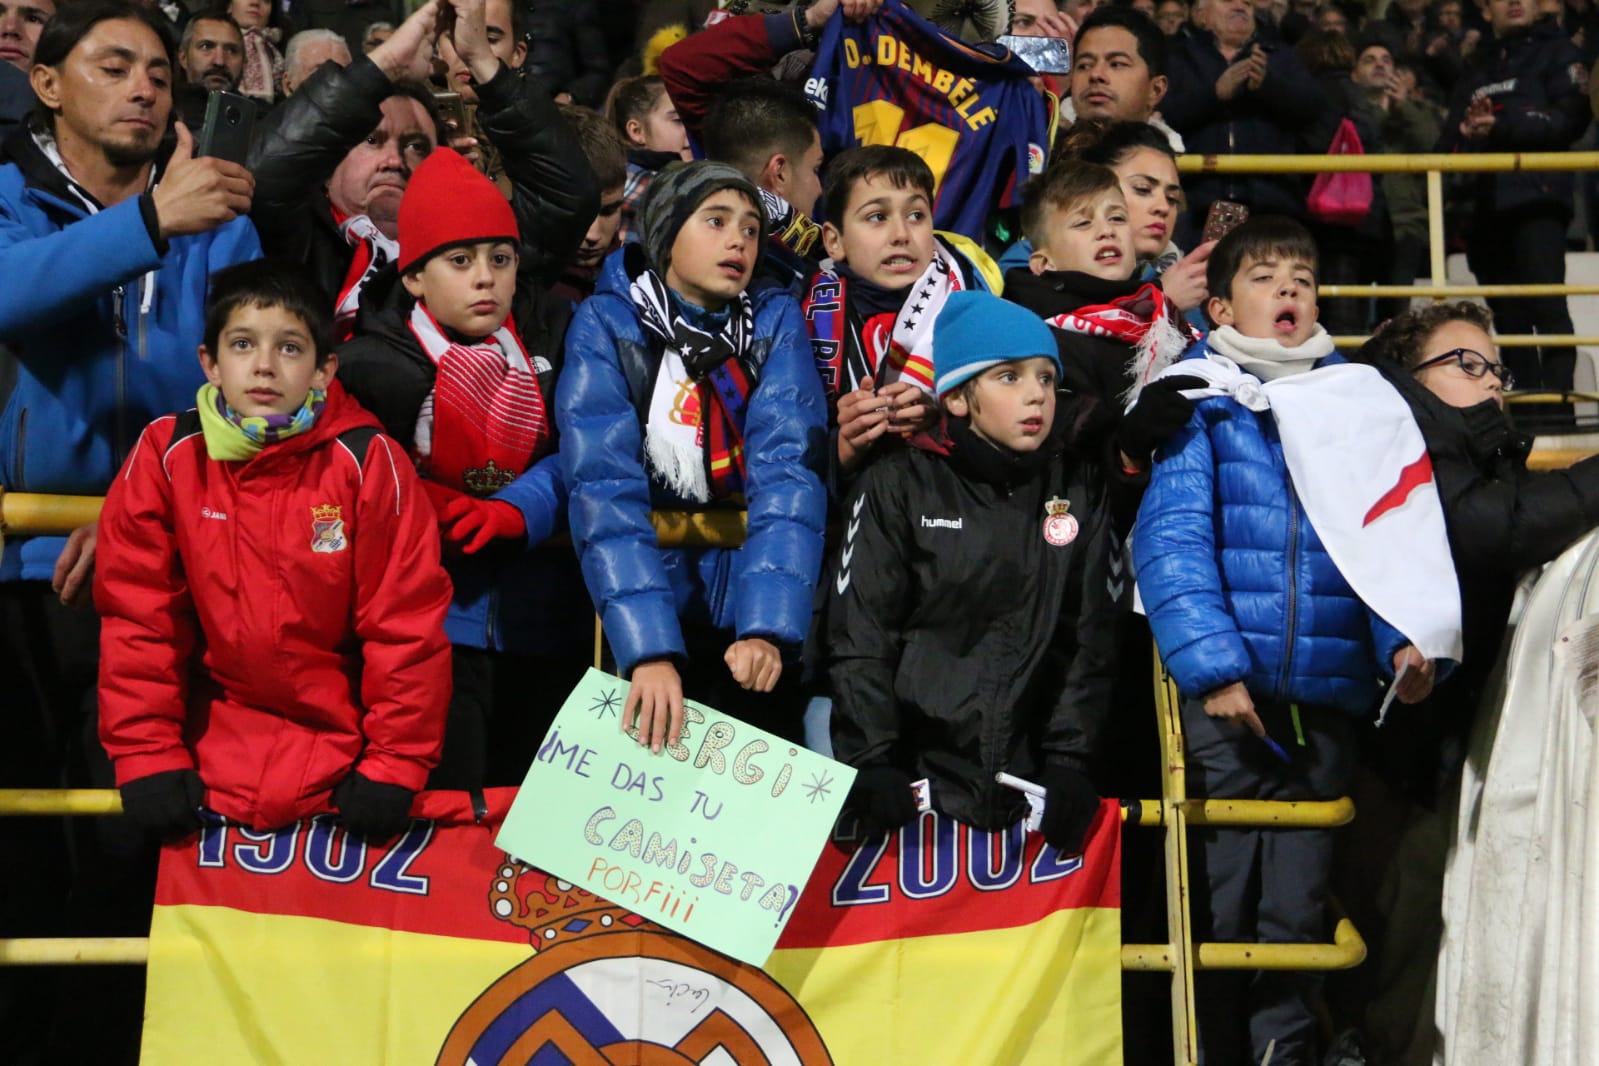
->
[2,0,1599,1064]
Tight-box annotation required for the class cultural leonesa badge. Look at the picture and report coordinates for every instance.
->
[1043,496,1078,546]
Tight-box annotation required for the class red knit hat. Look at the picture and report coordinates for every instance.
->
[397,148,520,273]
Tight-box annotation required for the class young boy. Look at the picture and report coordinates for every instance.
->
[827,290,1115,848]
[1003,158,1199,442]
[1133,217,1443,1066]
[553,104,629,304]
[606,75,692,243]
[338,147,581,789]
[96,261,452,843]
[557,161,827,749]
[802,146,1000,479]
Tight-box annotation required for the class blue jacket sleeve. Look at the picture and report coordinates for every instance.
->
[492,450,567,548]
[733,295,828,647]
[206,214,263,273]
[0,194,162,341]
[1132,405,1252,698]
[555,297,685,674]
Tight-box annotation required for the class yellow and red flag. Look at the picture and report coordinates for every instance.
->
[142,789,1121,1064]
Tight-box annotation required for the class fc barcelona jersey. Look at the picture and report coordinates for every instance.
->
[806,0,1048,240]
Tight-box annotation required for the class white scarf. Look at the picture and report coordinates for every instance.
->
[1153,355,1464,663]
[1203,323,1336,382]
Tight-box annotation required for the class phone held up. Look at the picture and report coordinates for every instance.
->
[432,90,469,138]
[995,34,1071,75]
[1203,200,1250,244]
[197,90,255,165]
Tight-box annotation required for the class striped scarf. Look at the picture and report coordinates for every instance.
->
[801,245,965,401]
[1046,281,1200,405]
[630,267,758,504]
[408,302,550,497]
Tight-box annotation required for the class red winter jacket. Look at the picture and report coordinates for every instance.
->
[95,382,453,831]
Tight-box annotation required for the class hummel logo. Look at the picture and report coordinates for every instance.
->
[836,495,866,595]
[920,515,962,530]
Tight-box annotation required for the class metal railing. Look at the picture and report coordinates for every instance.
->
[1178,151,1599,356]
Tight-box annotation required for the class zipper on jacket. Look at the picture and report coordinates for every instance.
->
[113,285,129,463]
[13,407,27,491]
[1277,474,1300,699]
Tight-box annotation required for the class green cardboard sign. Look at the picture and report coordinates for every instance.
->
[497,668,857,966]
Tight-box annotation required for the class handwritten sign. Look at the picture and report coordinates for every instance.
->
[497,668,856,966]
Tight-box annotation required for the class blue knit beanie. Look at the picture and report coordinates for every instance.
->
[933,291,1062,397]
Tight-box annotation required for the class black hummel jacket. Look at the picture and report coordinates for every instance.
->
[825,413,1118,830]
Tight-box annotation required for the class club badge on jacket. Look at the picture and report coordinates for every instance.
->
[1043,497,1078,547]
[311,503,347,554]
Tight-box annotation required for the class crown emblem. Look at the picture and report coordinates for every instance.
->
[487,859,661,952]
[311,503,342,523]
[463,460,518,497]
[1044,496,1071,517]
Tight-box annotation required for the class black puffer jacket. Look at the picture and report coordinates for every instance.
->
[1371,361,1599,797]
[1438,19,1591,217]
[826,418,1118,830]
[520,0,612,107]
[247,56,598,299]
[1160,27,1331,220]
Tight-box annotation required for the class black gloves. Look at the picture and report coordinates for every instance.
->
[1039,764,1101,856]
[332,772,415,842]
[1117,375,1206,464]
[847,765,919,837]
[120,768,205,842]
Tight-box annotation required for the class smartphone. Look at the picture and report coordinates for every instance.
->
[996,34,1072,75]
[432,90,469,137]
[1203,200,1250,243]
[197,90,255,165]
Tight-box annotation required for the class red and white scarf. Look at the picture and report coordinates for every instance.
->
[408,303,550,496]
[1046,281,1200,404]
[332,209,399,341]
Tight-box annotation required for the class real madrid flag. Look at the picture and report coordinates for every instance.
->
[141,789,1121,1063]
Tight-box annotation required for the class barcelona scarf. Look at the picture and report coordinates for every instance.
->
[141,789,1122,1063]
[801,244,969,403]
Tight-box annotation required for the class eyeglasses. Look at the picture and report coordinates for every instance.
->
[1411,347,1515,390]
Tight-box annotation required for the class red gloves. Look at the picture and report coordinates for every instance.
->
[420,480,526,554]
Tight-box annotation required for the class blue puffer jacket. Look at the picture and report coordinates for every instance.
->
[0,129,262,581]
[556,247,828,675]
[1132,342,1406,714]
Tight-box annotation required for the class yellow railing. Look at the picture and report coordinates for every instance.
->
[1180,151,1599,352]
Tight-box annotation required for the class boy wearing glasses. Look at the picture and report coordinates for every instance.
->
[1133,217,1452,1066]
[1362,302,1598,800]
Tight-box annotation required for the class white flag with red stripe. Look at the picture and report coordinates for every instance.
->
[1159,357,1463,663]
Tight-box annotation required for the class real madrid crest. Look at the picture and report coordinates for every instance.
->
[1043,497,1078,547]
